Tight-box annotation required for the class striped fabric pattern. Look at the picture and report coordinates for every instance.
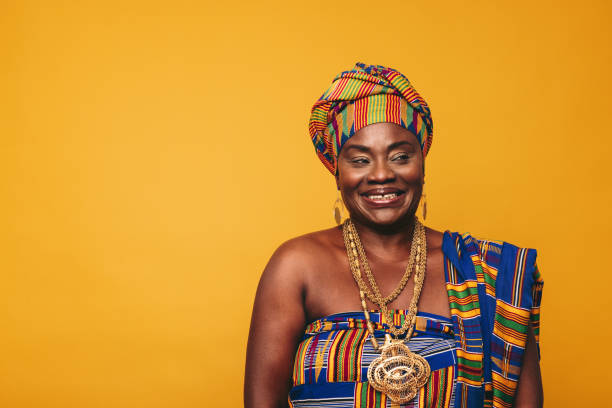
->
[290,311,457,408]
[441,232,544,408]
[355,382,387,408]
[419,366,456,408]
[309,62,433,174]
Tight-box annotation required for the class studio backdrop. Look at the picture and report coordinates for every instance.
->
[3,1,611,406]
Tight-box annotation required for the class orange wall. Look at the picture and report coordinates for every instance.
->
[2,1,611,406]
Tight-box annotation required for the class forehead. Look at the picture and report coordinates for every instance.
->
[342,122,419,150]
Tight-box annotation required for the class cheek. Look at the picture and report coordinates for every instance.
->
[338,179,359,199]
[336,165,362,189]
[337,176,363,207]
[398,164,423,183]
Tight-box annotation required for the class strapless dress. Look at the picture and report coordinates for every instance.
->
[289,310,457,408]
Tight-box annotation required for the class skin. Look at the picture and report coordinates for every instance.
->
[244,122,542,407]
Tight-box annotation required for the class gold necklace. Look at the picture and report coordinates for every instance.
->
[342,218,431,404]
[343,220,424,338]
[345,219,420,307]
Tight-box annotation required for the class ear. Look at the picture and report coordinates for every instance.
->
[335,169,340,190]
[421,158,426,182]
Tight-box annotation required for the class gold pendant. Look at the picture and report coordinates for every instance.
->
[367,336,431,403]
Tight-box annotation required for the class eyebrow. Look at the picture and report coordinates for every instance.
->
[343,140,416,153]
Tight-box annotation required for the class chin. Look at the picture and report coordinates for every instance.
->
[359,210,415,228]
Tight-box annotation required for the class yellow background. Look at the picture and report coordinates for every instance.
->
[2,1,611,406]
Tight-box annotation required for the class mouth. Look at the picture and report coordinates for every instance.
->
[361,189,405,205]
[365,192,402,201]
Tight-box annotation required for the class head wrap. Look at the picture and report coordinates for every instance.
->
[309,62,433,174]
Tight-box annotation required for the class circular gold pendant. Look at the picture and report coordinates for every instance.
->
[367,340,431,403]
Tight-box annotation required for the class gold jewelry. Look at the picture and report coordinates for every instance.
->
[343,220,420,310]
[343,219,425,337]
[333,191,345,225]
[367,335,431,403]
[342,218,430,404]
[420,191,427,220]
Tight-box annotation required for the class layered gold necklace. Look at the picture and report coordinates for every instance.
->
[342,218,431,403]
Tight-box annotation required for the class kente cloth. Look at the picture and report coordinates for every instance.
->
[289,232,544,408]
[309,62,433,175]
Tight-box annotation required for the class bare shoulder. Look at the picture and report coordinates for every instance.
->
[424,226,444,250]
[261,226,344,287]
[247,229,345,407]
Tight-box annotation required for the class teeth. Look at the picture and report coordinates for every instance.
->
[368,193,399,200]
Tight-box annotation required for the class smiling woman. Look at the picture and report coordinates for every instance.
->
[244,63,544,408]
[336,123,424,228]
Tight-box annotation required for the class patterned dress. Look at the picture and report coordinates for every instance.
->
[289,232,544,408]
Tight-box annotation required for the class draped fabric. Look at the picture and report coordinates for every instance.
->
[289,232,543,408]
[442,232,543,408]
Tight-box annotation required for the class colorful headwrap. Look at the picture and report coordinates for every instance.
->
[309,62,433,174]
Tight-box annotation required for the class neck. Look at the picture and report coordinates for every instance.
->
[349,216,418,258]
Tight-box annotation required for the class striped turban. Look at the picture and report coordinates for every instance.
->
[309,62,433,175]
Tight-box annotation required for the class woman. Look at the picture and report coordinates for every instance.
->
[245,63,543,408]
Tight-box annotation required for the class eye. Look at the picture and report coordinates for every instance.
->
[391,153,411,162]
[351,157,370,165]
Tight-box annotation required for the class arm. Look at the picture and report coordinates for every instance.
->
[244,241,307,408]
[514,322,543,408]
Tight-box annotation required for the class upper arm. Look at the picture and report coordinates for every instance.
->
[488,243,544,407]
[514,322,543,407]
[244,240,308,408]
[514,258,544,407]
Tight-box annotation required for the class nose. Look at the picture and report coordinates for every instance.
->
[367,160,395,184]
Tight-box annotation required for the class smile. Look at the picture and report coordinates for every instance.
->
[361,190,405,206]
[367,193,401,201]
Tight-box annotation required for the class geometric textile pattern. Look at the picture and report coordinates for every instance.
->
[290,311,456,407]
[442,232,543,408]
[309,62,433,174]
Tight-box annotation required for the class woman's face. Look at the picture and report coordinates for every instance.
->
[336,122,424,228]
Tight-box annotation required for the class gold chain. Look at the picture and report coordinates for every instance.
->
[344,220,420,306]
[342,217,431,403]
[342,217,427,344]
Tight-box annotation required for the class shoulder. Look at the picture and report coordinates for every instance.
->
[447,231,543,305]
[261,226,344,285]
[271,226,343,266]
[444,230,538,271]
[444,230,542,290]
[424,226,444,250]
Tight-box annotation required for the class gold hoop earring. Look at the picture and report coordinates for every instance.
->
[420,191,427,221]
[333,190,346,225]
